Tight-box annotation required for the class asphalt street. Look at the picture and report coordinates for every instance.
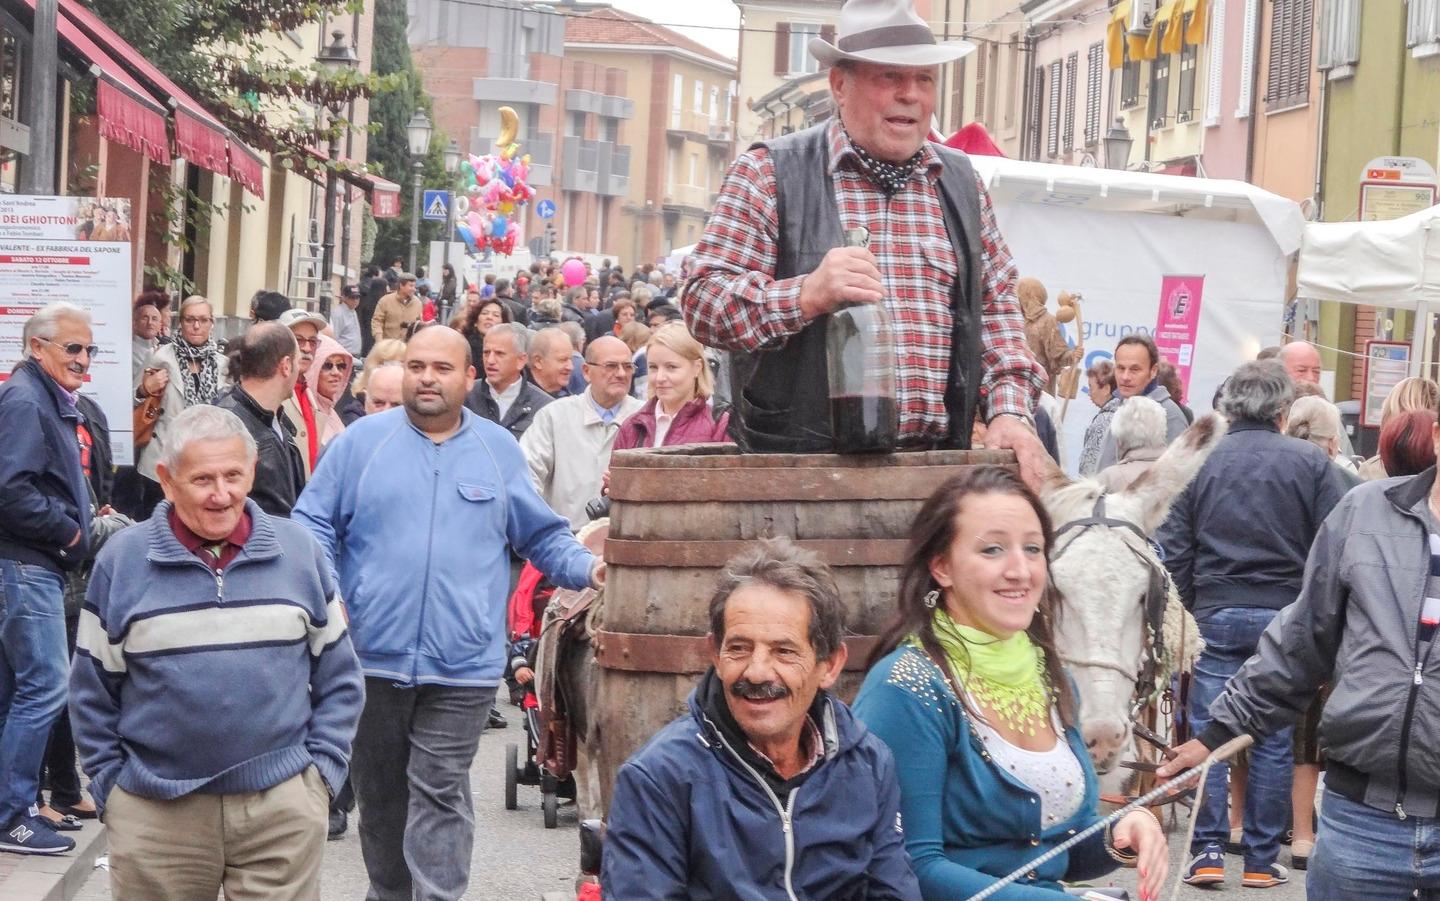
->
[73,708,1311,900]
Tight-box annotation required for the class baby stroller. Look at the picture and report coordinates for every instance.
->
[502,563,577,829]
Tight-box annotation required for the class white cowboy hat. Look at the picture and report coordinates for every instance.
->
[809,0,975,68]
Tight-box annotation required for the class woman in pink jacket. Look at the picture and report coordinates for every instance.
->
[306,333,355,450]
[613,323,729,450]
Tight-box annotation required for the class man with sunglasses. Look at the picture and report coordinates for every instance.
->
[520,335,643,528]
[0,303,96,855]
[278,308,329,483]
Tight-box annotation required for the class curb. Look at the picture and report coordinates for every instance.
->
[0,822,107,901]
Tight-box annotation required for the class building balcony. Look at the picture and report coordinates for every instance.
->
[600,95,634,120]
[474,56,556,106]
[707,123,734,148]
[562,138,600,193]
[663,183,710,213]
[666,110,714,142]
[473,131,554,187]
[597,143,631,197]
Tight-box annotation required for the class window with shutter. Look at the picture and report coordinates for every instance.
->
[1063,52,1078,150]
[775,22,790,76]
[1407,0,1440,54]
[1204,0,1226,125]
[1121,33,1142,108]
[1030,65,1045,160]
[1266,0,1313,111]
[1047,60,1062,156]
[1317,0,1360,72]
[1177,43,1198,121]
[1236,0,1259,118]
[788,24,822,75]
[1149,35,1170,128]
[1085,42,1103,145]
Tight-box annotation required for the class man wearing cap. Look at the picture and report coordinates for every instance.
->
[279,308,329,481]
[684,0,1049,486]
[372,273,421,342]
[333,286,363,356]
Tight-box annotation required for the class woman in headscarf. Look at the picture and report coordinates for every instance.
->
[306,334,355,447]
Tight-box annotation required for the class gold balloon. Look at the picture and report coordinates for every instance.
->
[496,106,520,147]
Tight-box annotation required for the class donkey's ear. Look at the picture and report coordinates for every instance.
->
[1122,413,1228,533]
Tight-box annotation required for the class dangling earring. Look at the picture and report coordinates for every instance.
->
[923,589,940,609]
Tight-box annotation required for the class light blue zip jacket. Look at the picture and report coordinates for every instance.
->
[293,407,595,687]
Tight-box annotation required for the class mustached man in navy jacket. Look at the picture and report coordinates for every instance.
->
[0,303,96,856]
[603,540,920,900]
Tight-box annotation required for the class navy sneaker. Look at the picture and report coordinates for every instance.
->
[1242,862,1290,888]
[1183,842,1226,886]
[0,807,76,855]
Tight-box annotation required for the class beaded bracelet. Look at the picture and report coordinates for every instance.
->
[1104,808,1159,865]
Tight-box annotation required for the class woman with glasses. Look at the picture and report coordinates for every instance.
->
[306,334,356,448]
[135,295,228,517]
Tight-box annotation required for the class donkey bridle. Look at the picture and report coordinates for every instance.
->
[1051,494,1172,723]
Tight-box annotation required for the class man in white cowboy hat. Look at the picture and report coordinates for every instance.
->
[683,0,1049,484]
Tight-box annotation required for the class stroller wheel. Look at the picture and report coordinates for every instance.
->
[543,790,558,829]
[504,744,519,811]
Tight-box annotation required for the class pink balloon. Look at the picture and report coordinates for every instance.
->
[561,259,587,287]
[466,211,483,234]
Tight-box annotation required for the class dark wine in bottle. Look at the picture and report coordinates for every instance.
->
[829,393,898,454]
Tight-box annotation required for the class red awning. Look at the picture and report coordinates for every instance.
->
[302,146,401,218]
[58,0,238,180]
[1152,159,1199,177]
[22,0,171,165]
[228,142,266,200]
[944,123,1008,158]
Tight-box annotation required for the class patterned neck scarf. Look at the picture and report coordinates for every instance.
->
[929,610,1051,736]
[846,130,925,197]
[172,338,222,407]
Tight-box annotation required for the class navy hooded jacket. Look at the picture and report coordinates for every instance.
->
[602,676,921,900]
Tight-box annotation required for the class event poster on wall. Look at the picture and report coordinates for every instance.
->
[0,195,135,463]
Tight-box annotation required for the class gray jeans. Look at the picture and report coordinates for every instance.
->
[351,678,497,901]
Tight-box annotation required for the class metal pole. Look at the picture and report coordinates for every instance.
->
[318,121,340,318]
[21,0,58,194]
[442,178,454,321]
[408,157,422,272]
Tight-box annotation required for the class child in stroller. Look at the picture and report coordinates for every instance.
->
[502,562,577,828]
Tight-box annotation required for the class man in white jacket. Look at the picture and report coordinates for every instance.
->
[520,335,643,528]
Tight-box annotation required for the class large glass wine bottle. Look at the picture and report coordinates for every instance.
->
[825,226,898,454]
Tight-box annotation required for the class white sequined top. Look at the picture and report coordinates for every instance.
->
[969,705,1086,827]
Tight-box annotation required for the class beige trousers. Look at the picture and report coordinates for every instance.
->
[107,767,329,901]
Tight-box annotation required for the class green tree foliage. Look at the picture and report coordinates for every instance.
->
[368,0,447,269]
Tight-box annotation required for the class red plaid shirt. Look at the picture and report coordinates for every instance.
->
[685,120,1044,441]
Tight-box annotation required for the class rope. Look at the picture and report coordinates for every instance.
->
[1164,758,1214,901]
[965,735,1254,901]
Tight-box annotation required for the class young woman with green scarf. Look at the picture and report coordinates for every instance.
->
[853,466,1168,901]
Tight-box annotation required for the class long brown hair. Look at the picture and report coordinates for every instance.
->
[868,466,1077,726]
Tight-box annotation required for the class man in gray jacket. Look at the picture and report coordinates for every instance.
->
[1096,334,1188,469]
[1160,395,1439,899]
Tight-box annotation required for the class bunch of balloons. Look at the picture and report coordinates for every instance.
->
[454,107,534,256]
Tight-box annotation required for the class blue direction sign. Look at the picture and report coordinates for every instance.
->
[536,199,557,220]
[421,190,450,222]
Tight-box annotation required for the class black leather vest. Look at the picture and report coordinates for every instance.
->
[728,124,987,453]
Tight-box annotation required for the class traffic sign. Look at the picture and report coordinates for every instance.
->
[536,199,557,220]
[422,190,450,222]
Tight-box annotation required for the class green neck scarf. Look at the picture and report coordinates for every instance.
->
[927,610,1050,736]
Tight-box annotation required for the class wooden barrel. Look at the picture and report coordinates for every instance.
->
[593,444,1015,810]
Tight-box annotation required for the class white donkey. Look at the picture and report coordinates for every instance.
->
[1042,413,1227,776]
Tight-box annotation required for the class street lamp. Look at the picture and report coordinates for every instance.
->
[406,108,433,273]
[1103,117,1134,171]
[442,139,461,321]
[315,29,359,318]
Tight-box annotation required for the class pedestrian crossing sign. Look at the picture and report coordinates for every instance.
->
[422,190,450,222]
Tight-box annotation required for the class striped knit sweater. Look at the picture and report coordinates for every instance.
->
[70,500,364,817]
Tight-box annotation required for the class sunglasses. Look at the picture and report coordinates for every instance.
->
[38,337,100,358]
[321,361,348,372]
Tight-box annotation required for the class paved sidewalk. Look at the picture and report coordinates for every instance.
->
[0,818,107,901]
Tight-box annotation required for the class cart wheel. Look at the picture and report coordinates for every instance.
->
[505,744,519,811]
[543,790,558,829]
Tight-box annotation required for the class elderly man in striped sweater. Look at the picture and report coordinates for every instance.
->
[70,405,364,900]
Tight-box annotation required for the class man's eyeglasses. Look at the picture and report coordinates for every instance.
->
[591,361,636,374]
[182,316,214,326]
[320,361,347,372]
[38,337,100,358]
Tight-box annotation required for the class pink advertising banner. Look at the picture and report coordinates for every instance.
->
[1153,275,1205,394]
